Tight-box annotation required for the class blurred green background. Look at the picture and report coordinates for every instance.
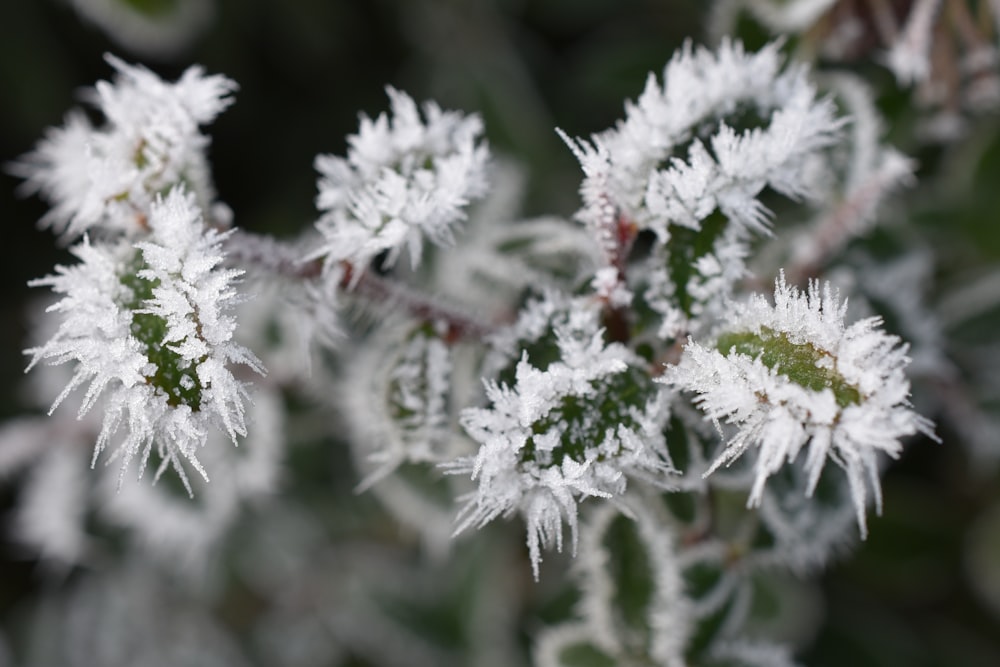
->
[1,1,1000,666]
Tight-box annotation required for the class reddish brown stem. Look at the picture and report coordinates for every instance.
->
[223,229,501,342]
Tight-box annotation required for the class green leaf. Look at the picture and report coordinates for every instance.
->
[524,364,656,465]
[119,251,204,410]
[602,513,655,648]
[119,0,180,18]
[557,641,617,667]
[666,211,729,318]
[717,327,861,407]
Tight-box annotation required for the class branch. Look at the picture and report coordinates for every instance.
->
[223,229,501,342]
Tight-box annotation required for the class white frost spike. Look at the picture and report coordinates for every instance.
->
[12,55,235,239]
[311,86,490,274]
[665,272,936,537]
[25,187,263,488]
[446,304,673,579]
[561,39,845,242]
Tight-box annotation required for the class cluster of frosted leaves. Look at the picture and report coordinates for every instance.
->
[562,38,844,237]
[66,0,214,58]
[312,86,490,273]
[533,502,691,667]
[665,272,935,536]
[560,39,848,339]
[25,188,263,491]
[447,297,674,578]
[13,54,235,239]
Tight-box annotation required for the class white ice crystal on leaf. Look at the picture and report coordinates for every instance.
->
[66,0,214,58]
[559,39,847,340]
[665,272,935,536]
[312,87,490,274]
[25,188,263,490]
[447,303,673,578]
[13,55,235,239]
[560,39,844,242]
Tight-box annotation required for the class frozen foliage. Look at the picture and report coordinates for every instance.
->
[13,54,235,238]
[66,0,215,57]
[666,273,936,535]
[709,639,806,667]
[7,34,956,667]
[559,38,853,340]
[312,86,490,273]
[448,300,673,578]
[0,382,283,572]
[25,188,263,489]
[560,38,844,243]
[341,320,456,491]
[553,502,691,667]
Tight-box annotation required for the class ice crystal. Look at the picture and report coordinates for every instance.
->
[665,272,935,535]
[25,188,262,489]
[447,303,673,578]
[13,55,235,238]
[560,38,844,242]
[312,87,490,273]
[559,38,848,340]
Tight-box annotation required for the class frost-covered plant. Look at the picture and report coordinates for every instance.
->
[448,297,673,577]
[710,0,1000,140]
[7,35,951,667]
[666,272,936,536]
[24,187,263,490]
[65,0,215,58]
[12,54,235,238]
[311,85,490,272]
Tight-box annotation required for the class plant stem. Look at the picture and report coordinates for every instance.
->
[224,229,501,342]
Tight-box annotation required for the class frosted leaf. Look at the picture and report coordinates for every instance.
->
[708,639,805,667]
[65,0,214,58]
[97,385,283,573]
[341,320,456,491]
[737,0,838,32]
[12,55,235,239]
[882,0,943,85]
[14,442,90,565]
[560,40,847,340]
[479,289,577,382]
[446,305,673,578]
[664,272,936,537]
[575,502,691,667]
[311,87,489,274]
[561,39,845,243]
[25,188,263,487]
